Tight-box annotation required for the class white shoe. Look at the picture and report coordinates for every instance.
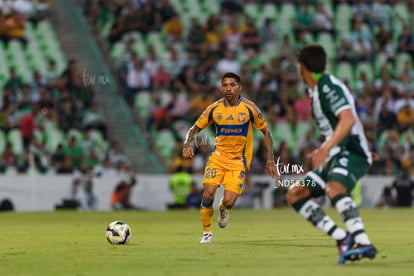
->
[200,232,212,244]
[218,208,229,228]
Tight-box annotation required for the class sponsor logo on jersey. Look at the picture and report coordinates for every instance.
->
[220,127,242,133]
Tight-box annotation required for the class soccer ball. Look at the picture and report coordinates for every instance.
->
[105,221,132,245]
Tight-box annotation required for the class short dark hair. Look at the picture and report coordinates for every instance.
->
[297,44,327,73]
[221,72,241,83]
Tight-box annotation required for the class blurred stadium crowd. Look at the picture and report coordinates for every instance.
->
[2,0,414,181]
[81,0,414,176]
[0,0,129,175]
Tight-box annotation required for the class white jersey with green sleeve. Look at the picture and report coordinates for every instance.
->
[308,74,372,165]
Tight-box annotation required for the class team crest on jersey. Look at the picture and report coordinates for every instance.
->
[216,113,222,120]
[238,112,246,122]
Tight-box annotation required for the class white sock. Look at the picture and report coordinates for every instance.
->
[335,196,371,245]
[354,232,371,245]
[331,227,347,241]
[299,200,346,240]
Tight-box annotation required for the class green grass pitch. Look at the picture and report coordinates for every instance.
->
[1,208,413,276]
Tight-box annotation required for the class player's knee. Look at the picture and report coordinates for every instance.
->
[326,182,347,199]
[222,198,236,209]
[286,186,309,204]
[202,192,215,203]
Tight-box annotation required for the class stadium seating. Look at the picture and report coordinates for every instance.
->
[7,129,23,156]
[155,129,177,160]
[0,18,67,161]
[96,0,412,172]
[0,3,117,174]
[134,91,151,119]
[0,21,66,87]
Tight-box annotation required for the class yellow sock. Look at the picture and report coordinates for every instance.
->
[200,206,213,232]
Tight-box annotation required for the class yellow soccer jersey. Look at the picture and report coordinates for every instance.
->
[195,96,267,169]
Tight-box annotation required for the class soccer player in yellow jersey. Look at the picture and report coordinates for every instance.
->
[183,72,279,244]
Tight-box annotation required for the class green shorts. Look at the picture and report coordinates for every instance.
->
[303,151,370,198]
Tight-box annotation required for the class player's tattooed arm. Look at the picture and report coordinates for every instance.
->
[183,125,201,159]
[260,126,279,178]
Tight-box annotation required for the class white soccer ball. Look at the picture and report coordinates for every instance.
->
[105,221,132,245]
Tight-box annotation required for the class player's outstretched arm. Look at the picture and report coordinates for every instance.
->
[260,126,279,178]
[183,124,201,159]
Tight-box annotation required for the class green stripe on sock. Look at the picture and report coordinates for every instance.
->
[327,225,337,236]
[291,198,309,211]
[353,229,365,236]
[331,194,347,206]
